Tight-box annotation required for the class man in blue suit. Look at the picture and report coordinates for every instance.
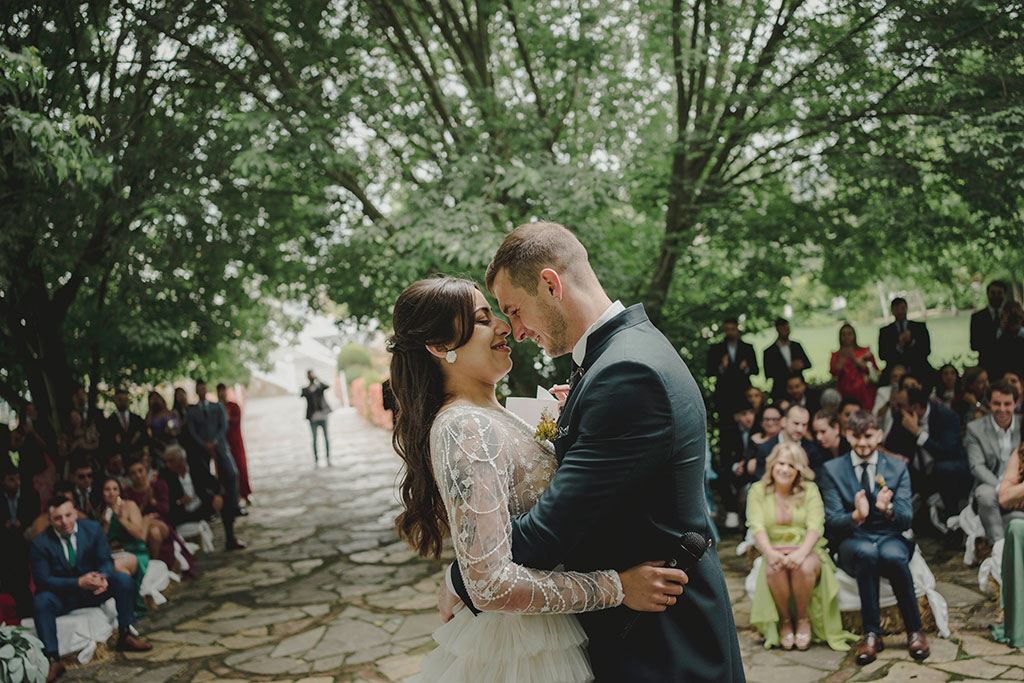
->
[30,497,151,681]
[187,379,244,527]
[819,410,929,665]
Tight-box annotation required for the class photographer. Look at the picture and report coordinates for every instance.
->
[991,302,1024,383]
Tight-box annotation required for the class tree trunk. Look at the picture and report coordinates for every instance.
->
[644,166,700,328]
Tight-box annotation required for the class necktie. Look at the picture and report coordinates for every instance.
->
[65,534,77,567]
[569,363,583,391]
[859,463,874,504]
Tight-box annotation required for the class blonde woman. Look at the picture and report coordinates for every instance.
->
[747,442,856,651]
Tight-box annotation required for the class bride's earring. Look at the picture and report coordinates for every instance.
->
[445,350,457,364]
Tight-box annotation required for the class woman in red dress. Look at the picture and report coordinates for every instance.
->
[217,383,253,502]
[829,323,880,410]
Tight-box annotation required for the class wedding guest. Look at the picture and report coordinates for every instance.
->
[785,376,821,417]
[972,280,1008,376]
[30,496,152,682]
[839,398,861,433]
[745,405,783,477]
[747,387,767,416]
[301,370,333,466]
[813,410,850,462]
[967,381,1022,543]
[64,409,100,462]
[831,323,880,410]
[1002,371,1024,414]
[707,317,758,427]
[217,383,252,505]
[820,388,842,413]
[874,364,908,418]
[819,410,929,665]
[94,476,149,606]
[124,458,195,578]
[752,405,823,479]
[160,445,244,550]
[763,318,812,401]
[145,391,181,465]
[719,400,756,530]
[70,384,99,428]
[25,480,83,540]
[0,460,37,617]
[932,364,959,407]
[186,379,241,519]
[70,456,96,518]
[991,302,1024,382]
[747,442,856,651]
[15,402,52,502]
[103,388,147,461]
[995,441,1024,647]
[878,297,934,388]
[953,367,991,425]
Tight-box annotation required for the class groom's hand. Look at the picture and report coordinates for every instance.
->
[438,581,461,623]
[549,384,570,408]
[620,561,687,612]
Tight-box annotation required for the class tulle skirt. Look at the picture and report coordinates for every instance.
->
[412,608,594,683]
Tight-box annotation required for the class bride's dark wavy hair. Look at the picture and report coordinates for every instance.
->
[388,276,478,558]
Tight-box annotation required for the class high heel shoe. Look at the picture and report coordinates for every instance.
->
[779,620,795,650]
[795,618,812,650]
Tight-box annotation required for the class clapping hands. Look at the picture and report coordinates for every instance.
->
[852,489,870,524]
[875,486,894,514]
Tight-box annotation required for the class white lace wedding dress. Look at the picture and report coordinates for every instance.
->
[412,404,625,683]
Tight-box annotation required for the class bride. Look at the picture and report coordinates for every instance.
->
[388,276,686,683]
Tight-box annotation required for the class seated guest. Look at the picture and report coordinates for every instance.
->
[953,366,991,425]
[932,364,959,407]
[1,460,38,617]
[874,365,908,418]
[784,376,821,417]
[746,386,766,418]
[103,388,147,461]
[831,323,880,410]
[839,398,861,433]
[819,410,929,664]
[30,496,152,682]
[813,410,850,462]
[752,405,823,480]
[94,476,149,605]
[763,318,812,402]
[1002,371,1024,414]
[719,400,757,530]
[879,297,934,388]
[972,280,1008,377]
[745,404,783,477]
[967,381,1022,543]
[100,452,126,484]
[820,388,842,413]
[889,387,971,518]
[26,480,82,540]
[995,441,1024,647]
[747,442,856,651]
[160,445,244,550]
[123,458,170,559]
[69,456,96,519]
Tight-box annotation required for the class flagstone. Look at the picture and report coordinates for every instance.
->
[933,658,1009,679]
[875,662,949,682]
[961,633,1018,656]
[988,655,1024,668]
[272,626,327,658]
[746,664,831,683]
[376,652,427,681]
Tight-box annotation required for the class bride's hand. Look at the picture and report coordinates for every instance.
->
[619,561,687,612]
[438,581,462,623]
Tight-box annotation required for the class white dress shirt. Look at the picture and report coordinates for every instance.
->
[994,415,1019,461]
[179,466,202,513]
[850,452,879,494]
[777,341,793,368]
[571,301,625,367]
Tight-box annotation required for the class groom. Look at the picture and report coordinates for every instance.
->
[443,222,744,682]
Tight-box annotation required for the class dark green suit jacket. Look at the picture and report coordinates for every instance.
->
[452,305,745,682]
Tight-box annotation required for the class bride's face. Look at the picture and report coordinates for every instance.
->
[447,289,513,383]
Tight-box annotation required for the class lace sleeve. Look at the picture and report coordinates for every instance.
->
[432,409,624,614]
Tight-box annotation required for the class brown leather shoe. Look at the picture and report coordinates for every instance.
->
[46,660,66,682]
[856,632,884,665]
[117,633,153,652]
[908,630,930,660]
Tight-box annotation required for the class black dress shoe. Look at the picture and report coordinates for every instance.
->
[226,538,247,551]
[236,507,249,516]
[856,632,884,665]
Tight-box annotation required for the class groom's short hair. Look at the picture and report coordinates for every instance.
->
[485,222,590,293]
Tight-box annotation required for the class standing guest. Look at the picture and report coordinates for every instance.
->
[813,410,851,462]
[70,384,99,428]
[747,442,856,651]
[160,445,244,550]
[819,410,929,665]
[103,389,147,461]
[966,381,1022,543]
[839,398,862,433]
[145,391,181,465]
[784,376,821,417]
[878,297,934,388]
[93,476,149,606]
[932,364,959,407]
[831,323,880,410]
[995,441,1024,647]
[0,460,38,617]
[217,383,252,505]
[15,403,53,504]
[972,280,1008,376]
[953,367,991,425]
[752,405,823,479]
[763,318,812,402]
[186,379,241,519]
[707,317,759,427]
[301,370,333,466]
[991,302,1024,382]
[30,497,152,682]
[62,410,100,464]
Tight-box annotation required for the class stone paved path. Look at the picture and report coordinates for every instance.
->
[60,396,1024,682]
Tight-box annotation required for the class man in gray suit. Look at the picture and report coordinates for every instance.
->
[966,379,1022,541]
[187,379,245,547]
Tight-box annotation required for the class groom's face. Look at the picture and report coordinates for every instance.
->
[491,269,571,357]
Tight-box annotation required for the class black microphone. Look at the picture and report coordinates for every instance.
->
[620,531,712,639]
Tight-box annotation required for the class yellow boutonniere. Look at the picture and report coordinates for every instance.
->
[535,409,558,442]
[875,474,886,489]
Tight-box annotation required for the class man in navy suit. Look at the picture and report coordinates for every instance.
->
[444,222,744,682]
[707,317,759,427]
[971,281,1007,376]
[187,379,242,520]
[819,410,928,665]
[878,297,934,387]
[29,497,151,681]
[763,317,812,401]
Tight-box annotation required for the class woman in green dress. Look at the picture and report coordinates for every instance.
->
[95,476,150,608]
[995,442,1024,647]
[747,441,857,651]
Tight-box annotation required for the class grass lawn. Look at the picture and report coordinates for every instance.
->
[744,313,977,389]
